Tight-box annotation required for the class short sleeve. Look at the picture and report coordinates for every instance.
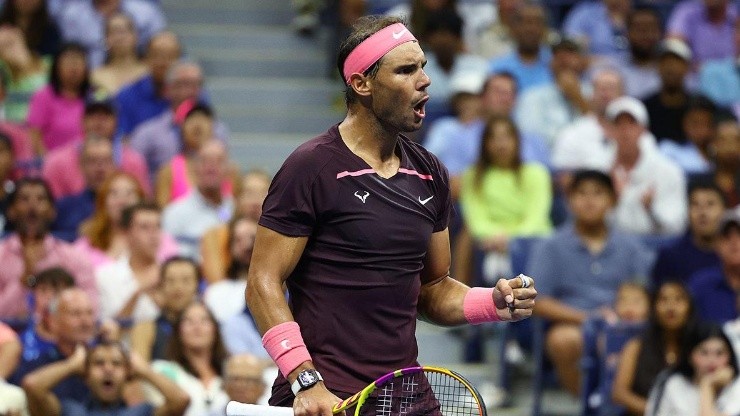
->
[26,87,50,130]
[430,152,453,233]
[259,147,323,237]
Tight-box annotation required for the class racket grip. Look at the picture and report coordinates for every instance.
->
[226,402,294,416]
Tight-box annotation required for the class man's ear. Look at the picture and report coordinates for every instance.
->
[348,74,372,98]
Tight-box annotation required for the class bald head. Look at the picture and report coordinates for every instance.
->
[591,68,624,115]
[165,60,204,108]
[146,31,182,84]
[224,354,266,404]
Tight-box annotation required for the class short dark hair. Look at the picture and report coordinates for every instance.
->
[485,71,518,95]
[568,169,616,196]
[626,7,662,29]
[8,177,54,207]
[120,202,160,230]
[185,102,214,121]
[337,14,406,105]
[84,339,130,375]
[160,256,202,284]
[49,43,90,97]
[424,9,463,38]
[33,267,76,290]
[687,179,727,207]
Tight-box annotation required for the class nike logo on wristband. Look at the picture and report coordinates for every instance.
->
[280,340,291,349]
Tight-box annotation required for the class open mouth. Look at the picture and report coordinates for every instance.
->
[413,96,429,119]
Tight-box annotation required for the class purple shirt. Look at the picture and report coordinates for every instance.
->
[26,85,84,151]
[260,125,452,398]
[667,0,737,64]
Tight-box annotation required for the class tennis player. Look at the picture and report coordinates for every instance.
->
[246,15,538,416]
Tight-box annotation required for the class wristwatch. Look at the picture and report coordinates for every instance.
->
[291,369,323,395]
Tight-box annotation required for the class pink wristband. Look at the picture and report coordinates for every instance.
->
[262,321,312,377]
[463,287,501,324]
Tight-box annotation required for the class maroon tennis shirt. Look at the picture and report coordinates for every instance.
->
[259,124,452,403]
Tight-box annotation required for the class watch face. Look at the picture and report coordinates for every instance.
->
[299,370,317,385]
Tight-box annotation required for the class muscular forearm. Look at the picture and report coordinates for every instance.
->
[418,276,470,326]
[245,272,295,335]
[534,297,587,325]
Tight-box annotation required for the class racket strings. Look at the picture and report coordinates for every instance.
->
[425,371,482,416]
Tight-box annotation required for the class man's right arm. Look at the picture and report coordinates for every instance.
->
[21,345,85,416]
[246,225,342,416]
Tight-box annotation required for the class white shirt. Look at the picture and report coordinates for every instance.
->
[724,319,740,368]
[148,360,229,416]
[203,280,246,324]
[612,145,687,236]
[646,373,740,416]
[162,190,233,260]
[95,256,159,323]
[552,116,657,172]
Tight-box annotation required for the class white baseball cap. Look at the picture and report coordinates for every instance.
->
[606,96,649,127]
[449,70,486,96]
[658,38,693,62]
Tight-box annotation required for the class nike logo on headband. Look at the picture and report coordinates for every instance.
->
[392,28,408,39]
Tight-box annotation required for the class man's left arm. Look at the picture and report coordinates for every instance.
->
[417,228,537,326]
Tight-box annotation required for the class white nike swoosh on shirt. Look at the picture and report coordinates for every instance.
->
[419,196,433,205]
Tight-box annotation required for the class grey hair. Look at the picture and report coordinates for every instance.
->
[164,58,202,86]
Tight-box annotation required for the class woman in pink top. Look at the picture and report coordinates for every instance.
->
[154,101,238,207]
[26,43,89,155]
[75,171,179,267]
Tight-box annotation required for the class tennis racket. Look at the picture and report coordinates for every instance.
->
[226,365,486,416]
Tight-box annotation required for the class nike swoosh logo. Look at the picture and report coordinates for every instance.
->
[392,28,408,39]
[419,196,433,205]
[280,340,290,350]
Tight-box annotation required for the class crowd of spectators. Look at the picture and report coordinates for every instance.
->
[0,0,739,415]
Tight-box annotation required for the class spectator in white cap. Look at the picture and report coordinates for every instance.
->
[607,96,688,236]
[642,39,695,144]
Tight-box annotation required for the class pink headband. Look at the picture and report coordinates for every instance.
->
[342,23,417,85]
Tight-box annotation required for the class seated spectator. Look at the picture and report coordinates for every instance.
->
[42,96,150,200]
[612,281,697,415]
[0,132,16,231]
[22,341,189,416]
[204,216,256,323]
[0,178,97,320]
[26,43,89,154]
[18,267,75,364]
[75,172,178,268]
[529,170,653,396]
[0,0,60,57]
[9,288,106,403]
[460,115,552,281]
[707,119,740,207]
[0,322,25,415]
[148,301,229,416]
[155,102,238,207]
[130,256,200,362]
[50,136,116,242]
[479,71,550,167]
[687,207,740,324]
[91,12,149,95]
[163,140,234,259]
[221,306,267,359]
[645,324,740,416]
[552,68,641,175]
[200,170,270,283]
[129,59,229,176]
[652,181,725,287]
[423,70,486,199]
[488,3,552,94]
[659,96,718,175]
[514,36,590,148]
[58,0,166,69]
[115,32,182,137]
[96,203,163,323]
[217,354,267,412]
[699,18,740,110]
[607,96,687,236]
[642,39,694,144]
[0,71,37,178]
[417,9,487,118]
[0,25,49,123]
[614,7,662,100]
[562,0,631,60]
[613,281,651,324]
[666,0,737,66]
[473,0,521,60]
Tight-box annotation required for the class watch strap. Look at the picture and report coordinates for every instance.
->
[291,370,323,395]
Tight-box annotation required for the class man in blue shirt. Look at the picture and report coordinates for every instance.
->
[652,181,725,287]
[116,31,182,136]
[688,206,740,324]
[528,170,653,396]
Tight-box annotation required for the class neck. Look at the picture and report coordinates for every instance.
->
[129,252,156,271]
[185,348,214,377]
[616,145,641,170]
[575,220,609,239]
[707,6,726,23]
[340,111,399,163]
[660,88,687,105]
[517,46,540,62]
[57,341,76,357]
[199,188,223,205]
[724,264,740,291]
[60,88,80,99]
[108,53,139,66]
[20,232,46,245]
[692,232,716,250]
